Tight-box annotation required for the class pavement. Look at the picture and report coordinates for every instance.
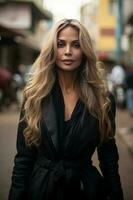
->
[116,108,133,155]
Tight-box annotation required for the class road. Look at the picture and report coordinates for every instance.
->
[0,108,133,200]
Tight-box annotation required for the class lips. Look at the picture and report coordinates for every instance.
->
[62,59,74,64]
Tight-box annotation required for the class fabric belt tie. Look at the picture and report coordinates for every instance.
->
[37,157,91,184]
[36,156,92,199]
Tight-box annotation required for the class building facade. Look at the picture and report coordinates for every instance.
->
[80,1,98,47]
[0,0,53,72]
[122,0,133,65]
[80,0,133,65]
[80,0,118,63]
[97,0,116,61]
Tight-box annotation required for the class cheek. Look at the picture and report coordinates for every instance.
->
[56,49,63,59]
[56,52,63,66]
[76,52,83,62]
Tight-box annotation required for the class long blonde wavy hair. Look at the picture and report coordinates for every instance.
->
[22,19,113,148]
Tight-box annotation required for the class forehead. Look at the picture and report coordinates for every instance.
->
[57,26,79,40]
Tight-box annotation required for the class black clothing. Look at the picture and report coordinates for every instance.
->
[126,72,133,89]
[9,82,124,200]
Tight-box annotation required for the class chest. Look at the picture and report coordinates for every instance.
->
[63,91,79,121]
[41,92,100,157]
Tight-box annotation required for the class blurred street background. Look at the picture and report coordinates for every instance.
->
[0,0,133,199]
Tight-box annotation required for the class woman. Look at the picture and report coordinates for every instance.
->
[9,19,124,200]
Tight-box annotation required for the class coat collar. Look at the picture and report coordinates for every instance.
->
[42,93,58,152]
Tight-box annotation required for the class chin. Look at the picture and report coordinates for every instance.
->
[57,65,80,72]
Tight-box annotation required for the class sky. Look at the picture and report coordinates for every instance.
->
[44,0,92,22]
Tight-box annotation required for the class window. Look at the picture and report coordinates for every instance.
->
[109,0,117,15]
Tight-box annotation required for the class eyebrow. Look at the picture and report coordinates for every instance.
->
[57,39,80,42]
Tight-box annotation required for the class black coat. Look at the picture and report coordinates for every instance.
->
[8,83,124,200]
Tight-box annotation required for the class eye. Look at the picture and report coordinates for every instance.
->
[73,41,80,48]
[57,41,65,48]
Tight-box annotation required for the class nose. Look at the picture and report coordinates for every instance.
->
[64,45,72,56]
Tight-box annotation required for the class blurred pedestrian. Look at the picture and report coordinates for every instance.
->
[110,64,126,108]
[110,64,125,86]
[125,68,133,117]
[9,19,124,200]
[13,64,26,105]
[0,67,12,88]
[13,64,26,90]
[0,67,13,110]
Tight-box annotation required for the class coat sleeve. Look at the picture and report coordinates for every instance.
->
[8,109,37,200]
[97,93,124,200]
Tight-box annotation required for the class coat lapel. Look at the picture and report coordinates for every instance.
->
[42,94,58,151]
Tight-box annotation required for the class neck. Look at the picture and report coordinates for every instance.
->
[57,70,78,93]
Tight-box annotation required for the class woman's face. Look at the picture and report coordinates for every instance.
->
[56,26,83,72]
